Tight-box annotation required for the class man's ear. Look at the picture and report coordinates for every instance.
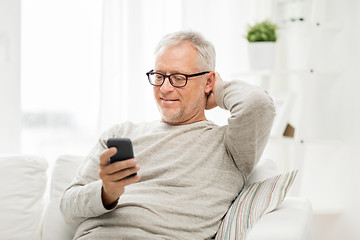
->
[204,71,216,95]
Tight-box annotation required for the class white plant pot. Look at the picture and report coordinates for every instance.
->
[248,42,276,70]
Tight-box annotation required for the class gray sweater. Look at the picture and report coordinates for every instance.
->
[60,80,275,240]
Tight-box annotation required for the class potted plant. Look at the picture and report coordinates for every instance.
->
[246,20,278,70]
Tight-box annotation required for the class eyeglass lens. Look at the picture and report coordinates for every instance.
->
[149,73,187,87]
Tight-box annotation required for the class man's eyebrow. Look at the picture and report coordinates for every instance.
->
[154,69,190,74]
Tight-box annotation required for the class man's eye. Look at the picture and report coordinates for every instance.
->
[155,75,163,80]
[173,75,186,81]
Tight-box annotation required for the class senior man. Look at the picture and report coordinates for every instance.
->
[61,30,276,239]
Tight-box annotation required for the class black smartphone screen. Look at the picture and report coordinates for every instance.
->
[106,138,137,178]
[106,138,134,163]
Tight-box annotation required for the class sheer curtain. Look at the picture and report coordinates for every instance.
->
[21,0,102,162]
[98,0,260,132]
[98,0,184,132]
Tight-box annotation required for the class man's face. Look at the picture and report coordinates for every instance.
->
[153,42,208,125]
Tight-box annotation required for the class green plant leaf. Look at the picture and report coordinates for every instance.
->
[246,20,277,42]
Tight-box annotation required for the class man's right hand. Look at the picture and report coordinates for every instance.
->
[99,147,141,209]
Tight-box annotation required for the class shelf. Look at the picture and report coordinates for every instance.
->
[269,137,343,145]
[232,69,343,79]
[233,69,305,78]
[312,201,343,216]
[277,21,344,31]
[300,138,343,145]
[269,136,299,143]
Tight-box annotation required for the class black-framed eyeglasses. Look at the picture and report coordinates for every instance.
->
[146,70,210,88]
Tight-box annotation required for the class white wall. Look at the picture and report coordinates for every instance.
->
[259,0,360,239]
[0,0,21,153]
[294,1,360,239]
[188,0,360,239]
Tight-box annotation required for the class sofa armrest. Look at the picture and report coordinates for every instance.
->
[41,154,85,240]
[0,155,48,240]
[247,197,313,240]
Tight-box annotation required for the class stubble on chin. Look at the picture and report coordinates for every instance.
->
[156,83,206,124]
[157,105,183,124]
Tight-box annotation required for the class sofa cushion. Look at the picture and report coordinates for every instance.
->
[0,154,48,240]
[247,158,278,185]
[41,154,84,240]
[215,170,298,240]
[247,197,313,240]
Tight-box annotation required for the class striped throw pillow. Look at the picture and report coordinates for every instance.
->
[215,170,298,240]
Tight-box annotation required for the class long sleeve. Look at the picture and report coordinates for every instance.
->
[60,129,117,225]
[215,80,276,180]
[59,80,276,239]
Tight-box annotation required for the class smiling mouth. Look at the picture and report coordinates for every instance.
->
[160,97,179,102]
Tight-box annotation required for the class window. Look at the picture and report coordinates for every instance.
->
[21,0,103,164]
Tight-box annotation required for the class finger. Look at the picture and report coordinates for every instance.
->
[206,91,216,110]
[101,164,140,185]
[216,72,220,79]
[103,158,138,175]
[99,148,117,167]
[109,164,140,182]
[118,173,141,186]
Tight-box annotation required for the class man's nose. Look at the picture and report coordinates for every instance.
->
[160,77,174,93]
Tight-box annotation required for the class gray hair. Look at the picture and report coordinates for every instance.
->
[154,30,216,71]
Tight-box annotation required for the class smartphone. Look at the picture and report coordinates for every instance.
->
[106,137,137,177]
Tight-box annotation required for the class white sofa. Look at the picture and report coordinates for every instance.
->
[0,154,313,240]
